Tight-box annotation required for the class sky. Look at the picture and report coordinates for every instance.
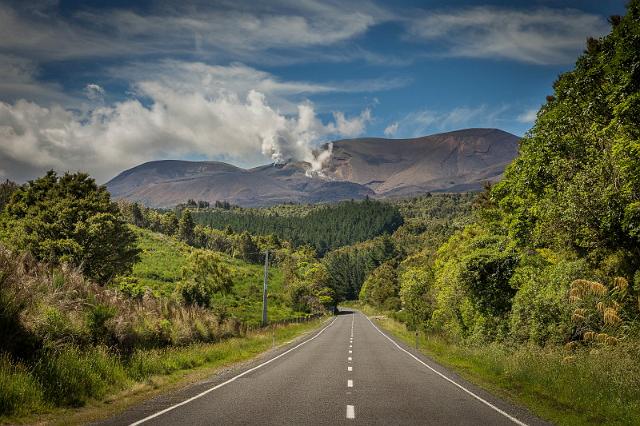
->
[0,0,628,183]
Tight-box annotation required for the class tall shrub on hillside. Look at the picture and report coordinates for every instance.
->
[178,209,196,245]
[0,171,139,284]
[176,251,233,308]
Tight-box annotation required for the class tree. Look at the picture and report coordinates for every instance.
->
[0,179,18,211]
[130,202,146,228]
[178,210,196,244]
[492,2,640,270]
[359,262,400,310]
[0,171,139,284]
[176,251,233,307]
[162,212,179,236]
[235,231,260,263]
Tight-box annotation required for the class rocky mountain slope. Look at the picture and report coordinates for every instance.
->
[106,128,519,207]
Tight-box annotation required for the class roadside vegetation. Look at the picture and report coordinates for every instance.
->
[360,306,640,426]
[354,6,640,425]
[0,173,332,421]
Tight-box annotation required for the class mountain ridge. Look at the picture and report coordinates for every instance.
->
[106,128,519,207]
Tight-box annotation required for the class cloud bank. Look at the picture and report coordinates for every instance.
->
[407,7,609,64]
[0,64,373,183]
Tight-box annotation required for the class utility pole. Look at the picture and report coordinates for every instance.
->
[262,250,269,327]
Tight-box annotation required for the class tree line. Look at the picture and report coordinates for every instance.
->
[190,199,404,255]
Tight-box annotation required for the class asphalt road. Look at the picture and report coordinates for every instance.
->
[99,310,550,426]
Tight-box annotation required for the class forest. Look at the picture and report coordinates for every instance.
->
[190,199,404,255]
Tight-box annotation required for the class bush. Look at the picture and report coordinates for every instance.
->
[399,255,435,331]
[0,171,139,284]
[509,254,588,345]
[176,251,233,308]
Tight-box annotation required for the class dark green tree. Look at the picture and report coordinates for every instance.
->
[178,210,196,244]
[0,179,19,211]
[0,171,139,283]
[162,212,179,235]
[130,203,146,228]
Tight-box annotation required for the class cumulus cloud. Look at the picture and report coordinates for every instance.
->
[383,121,399,137]
[108,61,405,116]
[0,73,372,183]
[407,7,609,64]
[330,109,372,138]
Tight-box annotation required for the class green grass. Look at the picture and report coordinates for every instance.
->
[129,227,300,325]
[0,318,327,424]
[358,304,640,426]
[130,227,189,295]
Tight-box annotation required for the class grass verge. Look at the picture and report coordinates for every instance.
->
[357,304,640,426]
[1,318,327,425]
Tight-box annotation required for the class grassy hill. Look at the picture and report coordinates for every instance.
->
[128,226,299,326]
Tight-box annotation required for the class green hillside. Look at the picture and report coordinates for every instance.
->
[128,226,298,325]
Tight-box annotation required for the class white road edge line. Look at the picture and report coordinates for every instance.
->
[364,314,528,426]
[346,405,355,419]
[129,317,338,426]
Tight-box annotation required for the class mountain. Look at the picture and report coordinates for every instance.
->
[324,128,519,196]
[106,128,519,207]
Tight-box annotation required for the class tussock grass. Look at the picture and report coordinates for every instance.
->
[361,305,640,426]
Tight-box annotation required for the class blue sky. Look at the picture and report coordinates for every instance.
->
[0,0,628,182]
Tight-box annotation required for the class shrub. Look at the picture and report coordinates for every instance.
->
[359,262,399,309]
[0,171,139,284]
[508,255,588,345]
[176,251,233,308]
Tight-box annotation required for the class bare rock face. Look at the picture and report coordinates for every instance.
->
[106,128,519,207]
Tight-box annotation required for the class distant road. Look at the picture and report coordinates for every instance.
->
[99,310,549,426]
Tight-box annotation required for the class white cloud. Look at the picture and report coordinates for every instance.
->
[0,54,76,106]
[0,1,387,63]
[392,105,509,138]
[108,60,404,115]
[84,84,105,101]
[407,7,609,64]
[0,76,372,183]
[384,121,398,137]
[517,108,538,123]
[330,109,372,138]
